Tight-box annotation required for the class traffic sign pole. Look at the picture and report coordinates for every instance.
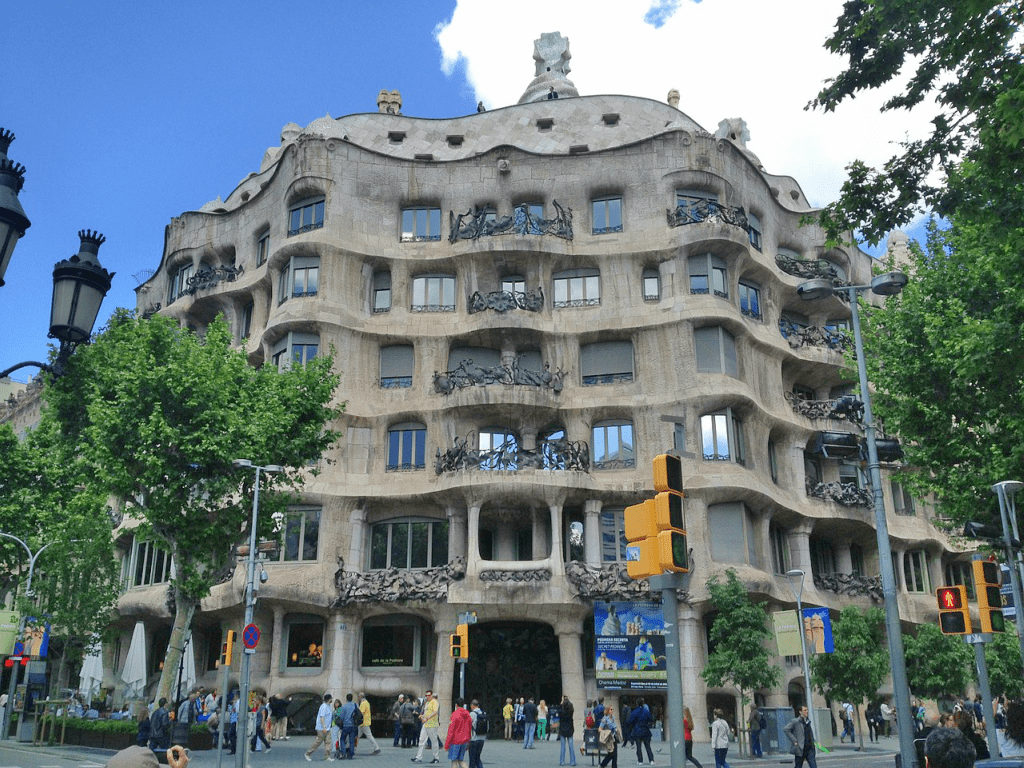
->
[964,635,1000,758]
[650,570,692,768]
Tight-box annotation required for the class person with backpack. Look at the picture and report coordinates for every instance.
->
[335,693,360,760]
[748,705,764,758]
[401,694,420,748]
[469,699,488,768]
[444,699,473,768]
[627,697,654,765]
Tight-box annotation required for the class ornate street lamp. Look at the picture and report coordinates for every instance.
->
[0,129,31,287]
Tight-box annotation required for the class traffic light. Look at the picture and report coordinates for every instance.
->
[624,454,688,579]
[936,586,972,635]
[972,560,1005,633]
[220,629,236,667]
[450,623,469,660]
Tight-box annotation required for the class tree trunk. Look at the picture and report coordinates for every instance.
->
[155,595,196,707]
[854,703,861,751]
[738,691,747,757]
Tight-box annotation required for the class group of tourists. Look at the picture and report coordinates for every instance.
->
[501,695,552,742]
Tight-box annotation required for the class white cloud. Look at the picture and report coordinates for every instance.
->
[436,0,935,211]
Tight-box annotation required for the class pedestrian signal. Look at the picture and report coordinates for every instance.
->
[972,560,1005,633]
[450,623,469,660]
[936,586,971,635]
[624,455,688,579]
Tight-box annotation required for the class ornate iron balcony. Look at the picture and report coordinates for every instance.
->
[808,481,871,507]
[779,318,853,353]
[667,199,749,232]
[785,391,864,424]
[433,355,565,394]
[381,376,412,389]
[468,287,544,314]
[582,372,633,386]
[449,200,573,243]
[775,253,852,298]
[182,264,244,296]
[435,433,589,474]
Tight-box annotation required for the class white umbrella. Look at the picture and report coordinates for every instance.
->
[178,635,196,695]
[120,622,148,699]
[78,635,104,701]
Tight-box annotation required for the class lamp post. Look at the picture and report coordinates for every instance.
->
[785,570,819,748]
[0,533,58,741]
[0,129,31,287]
[992,481,1024,660]
[797,271,915,768]
[231,459,282,768]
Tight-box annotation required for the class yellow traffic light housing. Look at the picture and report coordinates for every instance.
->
[972,560,1005,633]
[936,586,972,635]
[653,453,683,493]
[450,623,469,659]
[624,455,688,579]
[220,629,237,667]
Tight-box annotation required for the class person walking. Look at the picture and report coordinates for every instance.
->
[149,698,170,752]
[468,700,487,768]
[839,701,854,743]
[627,697,654,765]
[444,699,472,768]
[748,705,763,758]
[305,693,336,762]
[683,707,702,768]
[538,699,549,740]
[358,693,382,755]
[598,710,619,768]
[412,689,442,764]
[559,695,576,767]
[401,694,420,748]
[784,706,817,768]
[226,694,239,756]
[524,696,539,749]
[336,694,360,760]
[249,695,271,753]
[392,694,406,747]
[711,709,731,768]
[503,698,514,741]
[270,693,289,741]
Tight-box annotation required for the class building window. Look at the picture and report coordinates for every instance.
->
[673,422,685,453]
[271,332,319,370]
[288,197,325,236]
[694,326,738,377]
[600,508,628,563]
[850,544,865,577]
[810,537,837,578]
[738,280,762,320]
[372,270,392,313]
[515,203,544,235]
[540,427,568,470]
[240,300,254,341]
[380,345,413,389]
[792,384,816,401]
[256,232,270,266]
[592,420,635,470]
[286,619,324,667]
[581,340,634,386]
[892,480,916,516]
[125,537,173,589]
[168,263,194,304]
[279,255,319,303]
[401,207,442,242]
[478,428,518,471]
[689,254,728,298]
[804,451,823,491]
[839,461,868,489]
[502,275,526,294]
[768,440,779,484]
[747,212,762,251]
[368,519,449,570]
[412,275,455,312]
[553,268,600,308]
[448,346,501,373]
[592,196,623,234]
[708,502,757,566]
[642,268,660,301]
[361,616,429,669]
[387,421,426,471]
[275,507,320,562]
[945,561,975,599]
[770,522,790,574]
[903,550,931,593]
[675,189,718,220]
[700,409,745,464]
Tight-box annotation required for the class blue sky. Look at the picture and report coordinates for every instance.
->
[2,0,933,380]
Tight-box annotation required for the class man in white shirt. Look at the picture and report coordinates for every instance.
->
[305,693,336,762]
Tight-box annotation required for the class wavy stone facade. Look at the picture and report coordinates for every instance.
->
[118,57,963,739]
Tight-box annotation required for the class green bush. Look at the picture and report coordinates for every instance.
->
[40,715,137,734]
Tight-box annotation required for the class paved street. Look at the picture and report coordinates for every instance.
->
[0,736,900,768]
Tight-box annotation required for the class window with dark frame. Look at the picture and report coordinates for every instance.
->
[591,197,623,234]
[592,420,635,469]
[368,519,449,570]
[387,422,426,471]
[288,198,325,237]
[401,207,442,242]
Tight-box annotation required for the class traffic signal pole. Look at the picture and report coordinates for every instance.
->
[967,637,999,758]
[649,570,692,768]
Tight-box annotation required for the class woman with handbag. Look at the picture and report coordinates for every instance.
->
[599,711,619,768]
[683,707,702,768]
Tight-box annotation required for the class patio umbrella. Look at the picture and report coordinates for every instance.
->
[120,622,147,699]
[178,635,196,695]
[78,636,104,701]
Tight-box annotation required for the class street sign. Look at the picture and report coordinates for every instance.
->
[242,623,260,651]
[962,633,993,644]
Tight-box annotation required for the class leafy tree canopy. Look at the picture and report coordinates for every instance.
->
[810,0,1024,243]
[985,629,1023,700]
[44,309,343,701]
[861,217,1024,524]
[903,623,974,700]
[809,606,888,716]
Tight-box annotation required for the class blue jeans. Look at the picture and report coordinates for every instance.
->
[394,720,402,746]
[340,725,357,758]
[469,739,485,768]
[524,723,537,748]
[560,735,576,765]
[794,749,817,768]
[714,747,730,768]
[751,729,762,757]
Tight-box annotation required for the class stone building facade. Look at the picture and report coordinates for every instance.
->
[115,37,965,738]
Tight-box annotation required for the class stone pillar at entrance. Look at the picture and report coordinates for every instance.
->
[555,627,586,720]
[466,503,482,577]
[678,606,709,743]
[347,505,367,570]
[790,523,813,575]
[267,606,285,693]
[432,625,457,719]
[448,504,467,562]
[327,610,357,697]
[549,502,564,576]
[584,500,603,565]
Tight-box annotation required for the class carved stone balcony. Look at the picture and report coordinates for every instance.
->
[449,201,573,243]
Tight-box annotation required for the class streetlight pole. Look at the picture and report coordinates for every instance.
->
[231,459,281,768]
[0,533,57,741]
[992,481,1024,661]
[798,273,916,768]
[785,570,818,749]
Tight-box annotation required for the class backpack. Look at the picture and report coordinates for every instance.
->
[475,710,489,735]
[585,713,595,729]
[354,705,364,726]
[758,713,767,731]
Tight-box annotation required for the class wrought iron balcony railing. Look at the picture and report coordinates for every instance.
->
[779,318,853,353]
[435,434,589,474]
[433,355,565,394]
[449,201,573,243]
[468,287,544,314]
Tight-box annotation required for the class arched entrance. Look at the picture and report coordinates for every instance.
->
[453,621,561,718]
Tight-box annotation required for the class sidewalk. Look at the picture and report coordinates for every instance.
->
[0,732,900,768]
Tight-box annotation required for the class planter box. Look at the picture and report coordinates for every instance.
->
[190,730,213,750]
[104,731,135,750]
[79,729,105,748]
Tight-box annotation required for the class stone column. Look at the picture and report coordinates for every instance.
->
[327,610,357,697]
[556,628,586,719]
[466,503,482,577]
[678,606,709,743]
[347,505,367,571]
[267,606,285,692]
[584,500,603,565]
[532,505,545,561]
[549,502,564,576]
[521,426,538,452]
[448,504,467,562]
[926,549,942,594]
[790,523,814,575]
[754,511,772,572]
[432,627,456,721]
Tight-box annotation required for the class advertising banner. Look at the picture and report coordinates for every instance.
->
[773,608,834,656]
[0,611,20,656]
[594,600,667,690]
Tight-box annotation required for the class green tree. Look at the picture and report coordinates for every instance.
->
[985,629,1023,700]
[44,310,342,703]
[903,623,973,700]
[809,606,888,748]
[702,569,781,757]
[860,218,1024,524]
[810,0,1024,244]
